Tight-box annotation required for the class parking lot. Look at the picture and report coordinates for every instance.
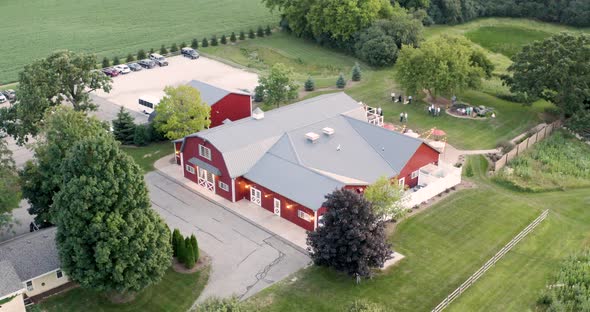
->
[93,55,259,114]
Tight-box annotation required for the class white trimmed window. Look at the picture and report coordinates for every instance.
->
[219,181,229,191]
[398,177,405,187]
[298,210,312,222]
[411,170,419,179]
[56,270,63,279]
[26,280,33,291]
[199,145,212,160]
[185,165,195,174]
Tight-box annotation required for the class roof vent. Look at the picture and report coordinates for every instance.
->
[322,127,335,136]
[306,132,320,142]
[252,107,264,120]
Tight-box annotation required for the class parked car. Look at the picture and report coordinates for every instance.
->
[181,47,199,59]
[102,67,120,77]
[128,63,142,71]
[114,64,131,74]
[149,53,168,66]
[0,93,6,104]
[138,59,156,69]
[1,89,16,102]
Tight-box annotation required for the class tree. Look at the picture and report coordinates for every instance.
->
[19,107,110,226]
[0,51,112,144]
[190,234,199,261]
[53,135,172,293]
[354,26,399,67]
[180,41,187,48]
[191,38,199,49]
[257,63,298,108]
[201,38,209,48]
[170,43,179,52]
[210,35,218,46]
[336,74,346,89]
[230,32,237,42]
[363,176,407,220]
[172,229,182,257]
[395,35,488,103]
[184,237,195,269]
[137,49,147,60]
[503,33,590,116]
[112,56,120,66]
[257,26,265,37]
[239,31,246,40]
[307,189,392,277]
[248,29,255,39]
[126,53,135,63]
[254,85,265,102]
[470,49,494,79]
[102,57,110,68]
[220,35,227,44]
[133,124,150,146]
[265,25,272,35]
[149,48,155,54]
[154,85,211,140]
[351,63,362,81]
[177,236,187,263]
[160,44,168,55]
[0,140,20,232]
[304,76,315,91]
[112,107,136,145]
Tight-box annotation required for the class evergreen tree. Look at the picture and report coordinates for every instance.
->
[112,56,120,66]
[160,44,168,55]
[184,237,195,269]
[102,57,110,68]
[170,43,179,53]
[230,32,237,42]
[53,135,172,293]
[172,229,182,257]
[180,41,187,48]
[351,63,362,81]
[126,53,134,63]
[248,29,255,39]
[257,26,265,37]
[265,25,272,36]
[254,85,264,103]
[239,31,246,40]
[133,124,150,146]
[190,234,199,261]
[137,49,147,60]
[220,35,227,44]
[149,48,155,54]
[191,38,199,49]
[202,38,209,48]
[304,76,315,91]
[336,74,346,89]
[177,235,187,263]
[210,35,218,46]
[112,107,136,145]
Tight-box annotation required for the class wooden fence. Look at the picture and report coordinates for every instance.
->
[493,121,562,171]
[431,209,549,312]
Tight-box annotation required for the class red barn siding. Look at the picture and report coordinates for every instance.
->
[174,142,182,165]
[209,93,251,128]
[398,143,440,188]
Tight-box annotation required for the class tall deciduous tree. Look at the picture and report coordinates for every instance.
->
[258,63,298,108]
[395,35,489,103]
[53,135,172,293]
[363,176,407,220]
[112,107,136,145]
[0,139,20,232]
[0,51,111,144]
[503,33,590,116]
[154,85,211,140]
[307,189,392,277]
[20,107,110,226]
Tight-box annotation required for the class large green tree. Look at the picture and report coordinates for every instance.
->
[53,134,171,293]
[0,139,20,232]
[0,51,111,144]
[20,107,109,226]
[258,63,299,108]
[363,176,407,220]
[503,33,590,116]
[112,107,137,145]
[395,35,489,103]
[154,85,211,140]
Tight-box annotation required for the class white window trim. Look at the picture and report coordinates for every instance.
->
[398,177,405,187]
[298,210,311,222]
[411,170,419,179]
[219,181,229,191]
[185,164,195,174]
[198,144,212,160]
[26,280,34,291]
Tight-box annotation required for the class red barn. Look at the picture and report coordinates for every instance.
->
[174,93,440,231]
[187,80,252,128]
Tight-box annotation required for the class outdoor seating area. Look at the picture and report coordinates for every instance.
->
[449,103,496,119]
[404,162,462,208]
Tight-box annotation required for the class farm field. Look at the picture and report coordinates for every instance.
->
[0,0,276,84]
[244,156,590,311]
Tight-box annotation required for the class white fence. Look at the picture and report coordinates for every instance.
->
[404,163,462,208]
[431,209,549,312]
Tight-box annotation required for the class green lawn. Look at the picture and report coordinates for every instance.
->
[465,26,551,58]
[244,156,590,311]
[121,142,172,173]
[40,268,208,312]
[0,0,276,84]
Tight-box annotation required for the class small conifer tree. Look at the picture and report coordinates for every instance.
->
[210,35,218,46]
[180,41,187,48]
[257,26,265,37]
[102,57,110,68]
[185,240,195,269]
[336,74,346,89]
[248,29,255,39]
[352,63,362,81]
[172,229,182,257]
[137,49,147,60]
[160,44,168,55]
[202,38,209,48]
[254,85,264,102]
[126,53,134,63]
[230,32,237,42]
[170,43,179,53]
[149,48,155,54]
[191,38,199,49]
[220,35,227,44]
[304,76,315,91]
[112,56,120,66]
[239,31,246,40]
[177,235,187,263]
[265,25,272,36]
[190,234,199,261]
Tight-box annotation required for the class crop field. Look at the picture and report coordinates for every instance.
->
[0,0,276,84]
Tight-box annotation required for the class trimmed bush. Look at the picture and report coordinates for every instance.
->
[336,74,346,89]
[210,35,218,46]
[184,237,195,269]
[160,44,168,55]
[257,26,265,37]
[304,76,315,91]
[170,43,178,53]
[248,29,255,39]
[496,140,515,154]
[254,85,264,102]
[126,53,134,63]
[112,56,120,66]
[172,229,182,257]
[133,124,150,146]
[148,122,166,142]
[265,25,272,36]
[196,297,243,311]
[102,57,110,68]
[347,300,384,312]
[149,48,155,54]
[191,38,199,49]
[190,234,199,261]
[230,32,237,42]
[351,62,362,81]
[239,31,245,40]
[137,49,146,60]
[201,38,209,48]
[180,41,187,48]
[177,236,187,264]
[465,164,474,177]
[220,34,227,44]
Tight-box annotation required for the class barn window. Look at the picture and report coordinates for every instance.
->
[219,181,229,191]
[56,270,63,279]
[398,177,405,187]
[26,280,33,291]
[411,170,419,179]
[199,145,212,160]
[185,165,195,174]
[298,210,311,221]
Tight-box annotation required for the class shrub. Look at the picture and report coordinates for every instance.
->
[149,48,155,54]
[230,32,237,42]
[133,124,150,146]
[336,74,346,89]
[304,76,315,91]
[538,251,590,311]
[126,53,134,63]
[190,234,199,262]
[112,107,136,145]
[112,56,120,66]
[172,229,182,257]
[347,300,385,312]
[195,297,243,312]
[148,122,166,142]
[180,41,187,48]
[465,164,474,177]
[254,85,264,102]
[248,29,255,39]
[265,25,272,36]
[239,31,246,40]
[191,38,199,49]
[496,140,515,154]
[177,235,187,263]
[202,38,209,48]
[220,35,227,45]
[257,26,265,37]
[170,43,178,53]
[137,49,147,60]
[160,44,168,55]
[351,62,362,81]
[102,57,110,68]
[210,35,218,46]
[184,237,195,269]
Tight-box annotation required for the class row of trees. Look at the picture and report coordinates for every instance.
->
[172,229,200,269]
[112,107,165,146]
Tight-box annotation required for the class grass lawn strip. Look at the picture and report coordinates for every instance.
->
[121,142,172,173]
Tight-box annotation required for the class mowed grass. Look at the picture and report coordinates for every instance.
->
[465,26,551,58]
[0,0,276,84]
[245,156,590,311]
[121,141,172,173]
[40,268,208,312]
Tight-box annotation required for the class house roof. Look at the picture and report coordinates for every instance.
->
[0,261,23,298]
[187,80,248,106]
[0,228,60,282]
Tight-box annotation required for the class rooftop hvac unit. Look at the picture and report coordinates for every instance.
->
[322,127,335,136]
[305,132,320,142]
[252,107,265,120]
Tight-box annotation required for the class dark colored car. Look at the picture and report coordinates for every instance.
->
[138,59,157,69]
[181,47,199,59]
[102,67,120,77]
[1,89,16,102]
[128,63,143,71]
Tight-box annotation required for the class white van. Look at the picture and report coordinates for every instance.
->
[149,53,168,66]
[138,96,160,114]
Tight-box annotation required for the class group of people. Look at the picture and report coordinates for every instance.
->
[376,106,384,117]
[391,93,412,105]
[428,104,442,117]
[399,112,408,123]
[459,106,473,116]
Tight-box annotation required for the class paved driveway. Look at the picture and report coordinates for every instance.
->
[146,171,310,302]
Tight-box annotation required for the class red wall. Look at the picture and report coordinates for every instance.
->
[174,142,182,165]
[210,93,251,128]
[181,136,233,202]
[398,143,440,188]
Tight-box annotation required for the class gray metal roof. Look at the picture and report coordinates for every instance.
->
[0,228,60,282]
[0,261,23,297]
[187,80,232,106]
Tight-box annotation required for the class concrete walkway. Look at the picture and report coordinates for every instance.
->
[440,143,499,165]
